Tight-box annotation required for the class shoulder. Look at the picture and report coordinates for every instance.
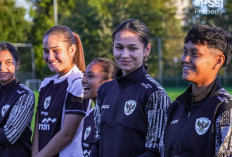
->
[17,82,35,97]
[66,68,83,96]
[141,73,165,91]
[214,88,232,115]
[216,88,232,103]
[98,79,117,93]
[141,74,170,98]
[39,75,57,91]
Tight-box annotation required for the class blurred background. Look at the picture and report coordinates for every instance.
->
[1,0,232,91]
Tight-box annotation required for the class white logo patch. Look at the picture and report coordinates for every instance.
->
[44,96,51,109]
[84,126,91,140]
[171,119,179,125]
[124,100,136,116]
[101,105,109,109]
[2,104,10,117]
[195,117,211,135]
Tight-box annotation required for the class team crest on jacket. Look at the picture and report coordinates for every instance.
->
[124,100,136,116]
[195,117,211,135]
[44,96,51,110]
[84,126,91,140]
[2,104,10,117]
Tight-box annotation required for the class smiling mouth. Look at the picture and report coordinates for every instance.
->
[83,87,90,93]
[48,61,59,67]
[0,73,8,77]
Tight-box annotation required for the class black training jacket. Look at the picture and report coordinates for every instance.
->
[165,81,232,157]
[0,79,35,156]
[92,66,171,157]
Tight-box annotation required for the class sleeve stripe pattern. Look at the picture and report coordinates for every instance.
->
[145,90,171,155]
[4,93,34,144]
[215,109,232,156]
[94,97,101,140]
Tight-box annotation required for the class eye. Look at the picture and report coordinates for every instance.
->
[43,49,49,54]
[87,73,95,79]
[183,49,188,55]
[129,47,137,51]
[53,49,59,54]
[6,60,14,65]
[115,45,123,50]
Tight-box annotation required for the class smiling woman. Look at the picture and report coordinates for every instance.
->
[81,58,118,157]
[0,42,35,156]
[32,26,86,157]
[90,19,171,157]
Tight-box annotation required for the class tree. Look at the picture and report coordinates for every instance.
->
[0,0,30,42]
[184,0,232,86]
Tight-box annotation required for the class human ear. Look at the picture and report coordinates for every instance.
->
[215,54,225,70]
[69,44,77,58]
[144,43,151,57]
[16,60,20,70]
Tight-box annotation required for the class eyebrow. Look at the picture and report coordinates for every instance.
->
[114,43,138,47]
[43,46,60,50]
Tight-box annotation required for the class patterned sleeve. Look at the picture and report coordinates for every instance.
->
[145,90,171,156]
[215,109,232,156]
[94,93,101,142]
[0,93,35,145]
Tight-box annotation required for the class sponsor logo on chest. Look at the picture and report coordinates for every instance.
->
[195,117,211,135]
[124,100,137,116]
[38,117,57,131]
[1,104,10,117]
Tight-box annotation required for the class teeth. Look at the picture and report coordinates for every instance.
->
[83,87,90,90]
[184,67,191,70]
[49,61,58,66]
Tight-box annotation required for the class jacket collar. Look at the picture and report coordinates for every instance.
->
[176,79,221,108]
[0,79,19,95]
[116,65,146,87]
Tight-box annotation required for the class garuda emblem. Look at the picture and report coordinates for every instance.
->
[195,117,211,135]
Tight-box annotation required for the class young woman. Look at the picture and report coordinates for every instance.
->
[81,58,118,157]
[32,26,86,157]
[164,25,232,156]
[91,19,171,157]
[0,42,35,156]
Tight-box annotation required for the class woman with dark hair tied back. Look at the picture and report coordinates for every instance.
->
[164,25,232,156]
[0,42,35,156]
[32,26,86,157]
[90,19,171,157]
[81,57,118,157]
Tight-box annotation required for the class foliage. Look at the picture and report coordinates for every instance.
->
[0,0,30,42]
[184,0,232,81]
[0,0,184,80]
[61,0,185,78]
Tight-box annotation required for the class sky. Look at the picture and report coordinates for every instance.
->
[15,0,32,21]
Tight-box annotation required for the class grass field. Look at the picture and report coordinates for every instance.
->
[31,87,232,134]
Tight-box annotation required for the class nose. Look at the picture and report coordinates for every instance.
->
[47,52,55,60]
[181,53,191,63]
[0,62,6,71]
[121,48,129,58]
[82,75,87,84]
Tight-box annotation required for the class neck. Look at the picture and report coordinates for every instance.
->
[191,80,215,95]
